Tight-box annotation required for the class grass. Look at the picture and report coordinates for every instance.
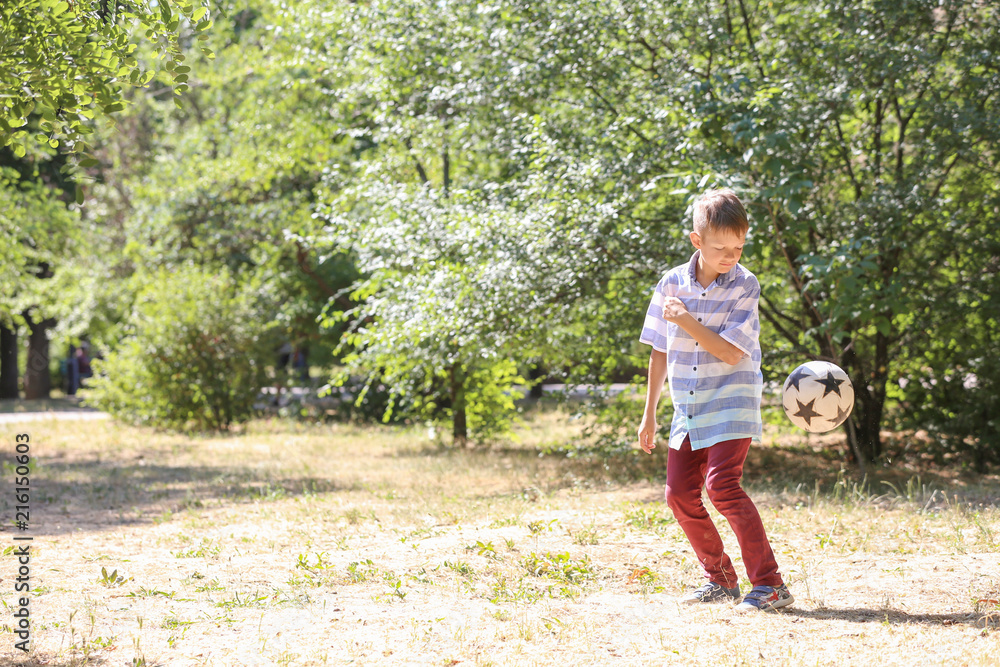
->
[0,407,998,666]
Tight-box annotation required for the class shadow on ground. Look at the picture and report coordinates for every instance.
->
[407,440,1000,509]
[0,456,345,538]
[5,416,999,539]
[787,606,1000,629]
[0,397,103,414]
[2,659,114,667]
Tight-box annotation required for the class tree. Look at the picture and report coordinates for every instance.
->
[11,0,992,465]
[112,0,359,348]
[322,168,637,443]
[0,323,17,399]
[68,1,362,427]
[1,0,213,162]
[0,164,80,399]
[1,0,215,400]
[652,0,1000,462]
[306,0,674,443]
[313,0,1000,463]
[889,191,1000,472]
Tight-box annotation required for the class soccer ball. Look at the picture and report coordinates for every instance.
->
[781,361,854,433]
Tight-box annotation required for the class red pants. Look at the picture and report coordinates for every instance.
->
[665,436,783,588]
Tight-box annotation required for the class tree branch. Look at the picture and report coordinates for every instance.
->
[735,0,766,79]
[833,116,862,200]
[765,201,828,349]
[584,82,654,145]
[872,96,884,181]
[403,137,429,184]
[758,296,813,356]
[294,241,353,310]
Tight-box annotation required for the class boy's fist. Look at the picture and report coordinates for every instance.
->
[662,297,689,321]
[637,417,657,454]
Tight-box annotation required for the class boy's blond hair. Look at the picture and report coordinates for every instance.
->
[693,188,749,237]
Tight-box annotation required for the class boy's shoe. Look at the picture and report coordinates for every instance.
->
[678,582,741,604]
[735,584,794,612]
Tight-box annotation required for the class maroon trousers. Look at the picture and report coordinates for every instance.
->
[665,436,783,588]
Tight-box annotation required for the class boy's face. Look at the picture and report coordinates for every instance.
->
[690,228,745,276]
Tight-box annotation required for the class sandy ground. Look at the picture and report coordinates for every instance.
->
[0,417,998,666]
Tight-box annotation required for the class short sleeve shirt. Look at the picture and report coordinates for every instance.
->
[639,251,763,451]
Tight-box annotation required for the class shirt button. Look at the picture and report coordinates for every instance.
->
[697,317,702,322]
[701,292,706,297]
[693,367,697,371]
[689,391,694,395]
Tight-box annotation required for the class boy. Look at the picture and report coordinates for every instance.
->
[636,188,793,612]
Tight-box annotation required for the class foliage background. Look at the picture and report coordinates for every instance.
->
[1,0,998,468]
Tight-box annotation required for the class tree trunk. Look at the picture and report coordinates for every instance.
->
[529,364,545,400]
[851,388,884,463]
[847,358,889,464]
[24,316,55,400]
[0,324,18,400]
[841,331,889,464]
[450,363,468,447]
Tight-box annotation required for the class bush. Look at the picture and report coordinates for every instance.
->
[88,267,277,431]
[330,359,525,444]
[324,373,407,424]
[893,355,1000,473]
[544,378,667,459]
[463,359,526,444]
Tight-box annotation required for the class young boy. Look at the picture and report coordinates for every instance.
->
[636,188,793,612]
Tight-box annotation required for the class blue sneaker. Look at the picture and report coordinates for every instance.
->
[735,584,794,611]
[679,582,741,604]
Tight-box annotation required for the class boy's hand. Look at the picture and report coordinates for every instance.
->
[637,417,657,454]
[662,297,689,321]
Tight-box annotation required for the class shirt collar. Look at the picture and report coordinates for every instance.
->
[687,250,737,286]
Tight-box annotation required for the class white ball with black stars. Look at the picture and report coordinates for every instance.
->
[781,361,854,433]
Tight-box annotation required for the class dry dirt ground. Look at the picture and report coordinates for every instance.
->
[1,413,998,666]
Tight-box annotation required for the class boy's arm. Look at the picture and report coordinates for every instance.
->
[662,297,745,365]
[637,349,668,454]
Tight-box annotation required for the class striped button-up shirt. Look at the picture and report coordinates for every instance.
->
[639,251,763,451]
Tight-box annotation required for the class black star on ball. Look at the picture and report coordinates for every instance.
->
[813,371,845,398]
[830,403,852,427]
[793,397,822,427]
[786,367,813,392]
